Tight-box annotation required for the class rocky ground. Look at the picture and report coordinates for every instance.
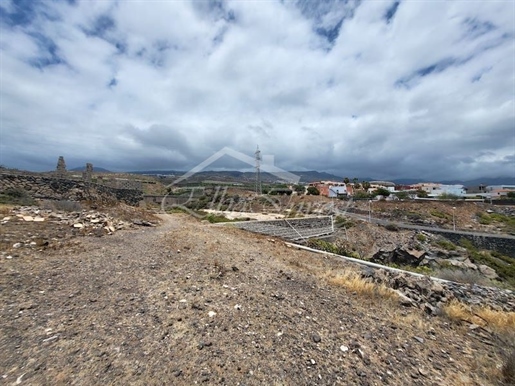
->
[1,207,513,385]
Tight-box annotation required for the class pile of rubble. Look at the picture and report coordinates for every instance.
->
[2,206,155,235]
[360,266,514,313]
[1,206,156,258]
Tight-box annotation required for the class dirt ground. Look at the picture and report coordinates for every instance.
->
[0,212,510,385]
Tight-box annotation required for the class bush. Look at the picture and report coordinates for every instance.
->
[416,234,427,242]
[384,223,399,231]
[334,215,354,228]
[438,193,461,200]
[307,186,320,195]
[436,239,457,250]
[0,188,36,205]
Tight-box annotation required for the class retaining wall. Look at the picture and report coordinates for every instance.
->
[0,173,143,206]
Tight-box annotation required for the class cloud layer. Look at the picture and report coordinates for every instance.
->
[1,0,513,180]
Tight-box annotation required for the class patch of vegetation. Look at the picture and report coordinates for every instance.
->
[305,239,360,259]
[0,188,36,206]
[325,270,396,299]
[436,239,457,251]
[352,191,371,199]
[477,212,515,233]
[371,187,391,197]
[334,215,354,228]
[416,233,427,242]
[205,213,237,223]
[306,186,320,195]
[384,223,400,231]
[438,193,461,200]
[394,191,410,200]
[430,210,450,220]
[459,238,515,288]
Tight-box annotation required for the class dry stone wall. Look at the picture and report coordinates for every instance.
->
[0,173,143,206]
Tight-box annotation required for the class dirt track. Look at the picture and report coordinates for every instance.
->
[0,213,507,385]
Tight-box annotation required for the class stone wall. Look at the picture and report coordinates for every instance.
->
[0,173,143,206]
[431,229,515,257]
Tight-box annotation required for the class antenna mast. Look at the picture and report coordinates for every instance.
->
[255,145,262,195]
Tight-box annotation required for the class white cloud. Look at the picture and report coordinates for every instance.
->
[0,0,513,181]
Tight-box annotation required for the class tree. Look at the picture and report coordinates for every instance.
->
[307,186,320,195]
[507,191,515,199]
[293,184,305,194]
[416,189,428,198]
[362,181,371,190]
[343,177,350,184]
[394,191,410,200]
[371,187,391,197]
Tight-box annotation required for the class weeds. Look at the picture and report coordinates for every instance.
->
[416,233,427,242]
[436,239,457,251]
[443,300,515,384]
[325,270,397,299]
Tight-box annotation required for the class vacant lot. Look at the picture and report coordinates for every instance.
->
[0,212,512,385]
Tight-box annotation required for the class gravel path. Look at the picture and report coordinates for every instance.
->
[0,213,505,385]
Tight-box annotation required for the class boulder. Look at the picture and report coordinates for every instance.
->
[370,247,426,267]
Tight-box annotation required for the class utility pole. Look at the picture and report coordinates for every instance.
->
[255,145,262,195]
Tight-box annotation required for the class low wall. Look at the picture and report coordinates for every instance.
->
[0,173,143,206]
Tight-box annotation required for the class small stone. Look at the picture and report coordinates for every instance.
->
[73,223,84,228]
[418,367,429,376]
[413,336,424,344]
[13,243,22,248]
[33,216,45,222]
[22,216,34,222]
[340,345,349,352]
[312,334,321,343]
[208,311,216,318]
[234,304,242,310]
[6,255,13,259]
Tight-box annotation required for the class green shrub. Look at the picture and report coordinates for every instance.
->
[436,240,457,250]
[416,234,427,242]
[0,188,36,205]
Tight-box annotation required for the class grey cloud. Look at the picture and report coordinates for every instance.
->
[0,0,513,181]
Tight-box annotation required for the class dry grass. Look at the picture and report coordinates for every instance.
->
[0,204,14,216]
[444,300,515,385]
[324,269,397,299]
[443,300,515,332]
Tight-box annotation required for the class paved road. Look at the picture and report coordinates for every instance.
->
[344,212,515,240]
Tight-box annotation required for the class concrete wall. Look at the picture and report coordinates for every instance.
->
[0,173,143,206]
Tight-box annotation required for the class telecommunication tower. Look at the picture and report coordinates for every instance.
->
[255,145,262,195]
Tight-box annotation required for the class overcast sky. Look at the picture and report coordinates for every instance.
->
[0,0,514,180]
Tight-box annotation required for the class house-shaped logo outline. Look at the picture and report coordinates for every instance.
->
[167,147,301,187]
[160,147,301,213]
